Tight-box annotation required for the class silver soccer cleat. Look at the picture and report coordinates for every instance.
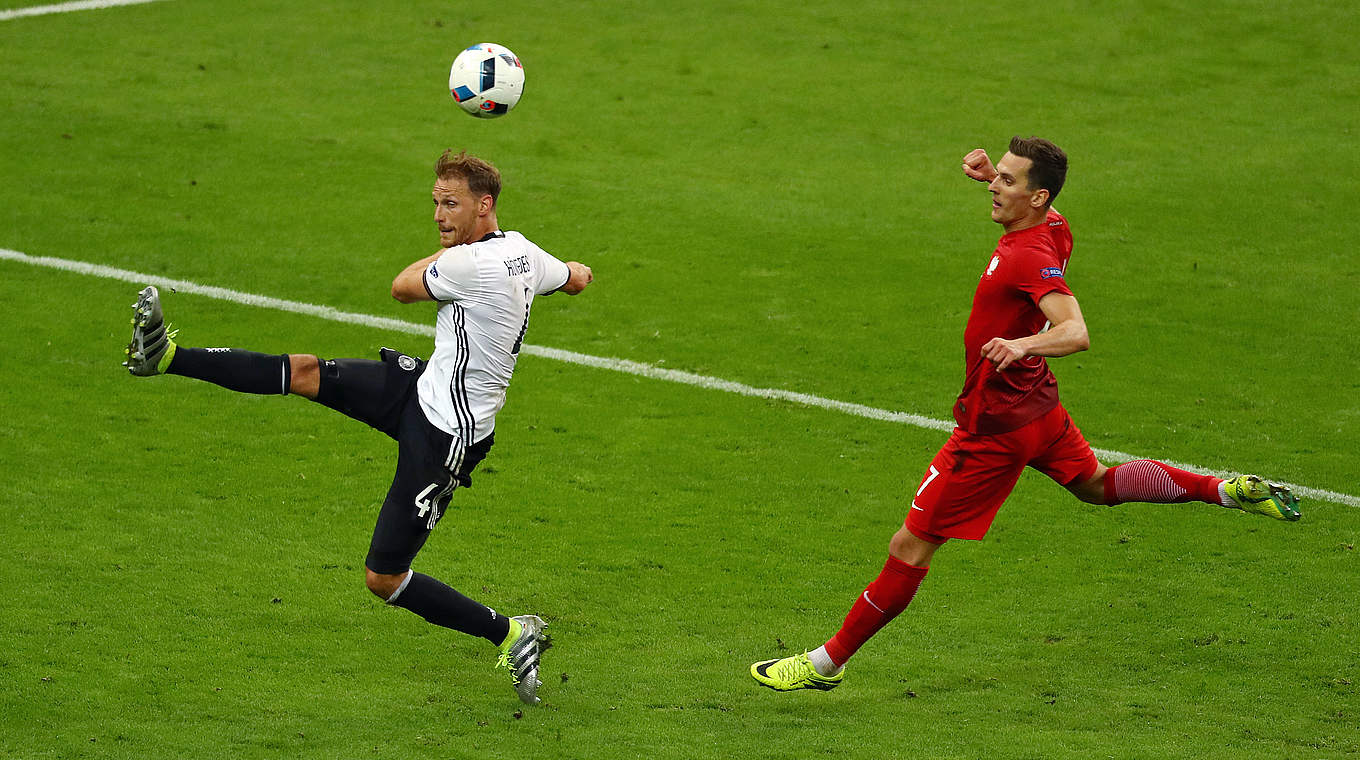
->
[123,285,177,376]
[497,614,550,705]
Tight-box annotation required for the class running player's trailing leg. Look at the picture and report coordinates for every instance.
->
[1095,460,1301,522]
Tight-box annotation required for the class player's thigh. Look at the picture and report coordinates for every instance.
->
[1029,407,1100,488]
[365,440,454,575]
[907,431,1027,542]
[313,351,420,437]
[365,411,494,575]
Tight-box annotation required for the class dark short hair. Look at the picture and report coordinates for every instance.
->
[1008,136,1067,206]
[434,149,501,206]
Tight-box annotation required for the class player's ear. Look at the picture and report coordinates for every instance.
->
[478,194,494,215]
[1030,188,1050,209]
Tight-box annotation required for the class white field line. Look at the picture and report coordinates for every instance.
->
[3,247,1354,509]
[0,0,164,21]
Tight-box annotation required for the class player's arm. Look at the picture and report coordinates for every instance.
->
[558,261,593,295]
[981,293,1090,370]
[391,251,442,304]
[963,149,998,183]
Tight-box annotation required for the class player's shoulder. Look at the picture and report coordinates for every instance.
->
[430,244,480,281]
[1045,210,1073,257]
[1014,211,1070,259]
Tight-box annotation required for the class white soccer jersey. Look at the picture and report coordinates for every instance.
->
[416,230,570,443]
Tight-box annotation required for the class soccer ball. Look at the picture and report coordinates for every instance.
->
[448,43,524,118]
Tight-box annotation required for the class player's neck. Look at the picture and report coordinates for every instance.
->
[1001,209,1048,235]
[467,217,500,242]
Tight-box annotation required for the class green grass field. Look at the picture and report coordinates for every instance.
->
[3,0,1357,757]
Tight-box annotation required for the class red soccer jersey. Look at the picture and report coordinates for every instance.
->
[952,209,1074,434]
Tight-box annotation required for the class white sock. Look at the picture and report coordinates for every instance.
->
[1218,480,1233,507]
[808,646,843,676]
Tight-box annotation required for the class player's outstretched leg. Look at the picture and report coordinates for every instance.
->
[497,615,550,705]
[121,285,295,394]
[1095,460,1301,522]
[124,286,178,376]
[1222,475,1301,521]
[751,652,843,692]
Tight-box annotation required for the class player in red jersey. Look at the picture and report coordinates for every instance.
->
[750,136,1302,692]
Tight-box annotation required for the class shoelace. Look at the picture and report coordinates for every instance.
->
[775,655,816,683]
[496,641,523,685]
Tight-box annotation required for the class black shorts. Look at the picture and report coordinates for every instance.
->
[313,348,493,575]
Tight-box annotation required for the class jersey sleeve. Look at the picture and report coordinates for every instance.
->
[530,243,571,295]
[423,248,481,302]
[1010,242,1073,305]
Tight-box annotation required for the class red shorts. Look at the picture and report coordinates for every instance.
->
[906,404,1099,543]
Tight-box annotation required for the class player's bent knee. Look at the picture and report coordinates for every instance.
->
[889,526,941,567]
[1066,464,1109,505]
[364,567,411,602]
[1067,475,1107,504]
[1071,486,1103,504]
[288,354,321,399]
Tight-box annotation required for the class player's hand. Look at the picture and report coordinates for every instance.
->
[981,337,1026,371]
[962,149,998,183]
[562,261,593,295]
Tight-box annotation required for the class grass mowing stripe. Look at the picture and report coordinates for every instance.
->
[5,246,1352,510]
[0,0,164,21]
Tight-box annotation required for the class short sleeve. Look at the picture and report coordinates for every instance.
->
[423,249,481,302]
[1010,242,1072,306]
[530,244,571,295]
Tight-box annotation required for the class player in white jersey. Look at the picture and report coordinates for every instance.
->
[414,229,571,443]
[123,150,593,705]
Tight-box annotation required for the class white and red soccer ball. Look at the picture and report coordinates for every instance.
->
[449,43,524,118]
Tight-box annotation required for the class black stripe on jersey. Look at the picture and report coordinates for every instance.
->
[447,303,475,443]
[542,262,571,296]
[421,269,437,301]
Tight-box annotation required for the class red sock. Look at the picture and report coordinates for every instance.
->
[823,556,929,666]
[1103,459,1223,505]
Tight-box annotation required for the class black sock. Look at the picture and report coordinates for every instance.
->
[166,348,292,395]
[389,572,511,645]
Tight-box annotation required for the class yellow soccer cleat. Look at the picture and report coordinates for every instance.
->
[1223,475,1301,521]
[750,652,843,692]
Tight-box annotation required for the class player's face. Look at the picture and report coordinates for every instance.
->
[987,153,1047,230]
[432,177,488,248]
